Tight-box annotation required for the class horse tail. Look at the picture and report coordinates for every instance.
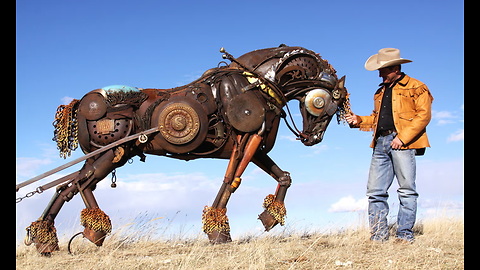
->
[52,99,80,158]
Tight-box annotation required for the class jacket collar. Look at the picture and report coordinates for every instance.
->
[378,72,408,87]
[397,73,410,86]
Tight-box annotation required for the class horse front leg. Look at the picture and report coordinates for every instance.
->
[252,152,291,231]
[203,132,263,243]
[25,149,118,254]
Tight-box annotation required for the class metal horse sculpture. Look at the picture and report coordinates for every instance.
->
[17,45,350,254]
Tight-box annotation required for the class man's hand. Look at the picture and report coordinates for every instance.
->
[345,113,358,125]
[391,136,404,149]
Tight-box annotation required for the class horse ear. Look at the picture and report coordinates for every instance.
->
[337,75,346,89]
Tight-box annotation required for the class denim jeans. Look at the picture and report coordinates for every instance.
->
[367,133,418,241]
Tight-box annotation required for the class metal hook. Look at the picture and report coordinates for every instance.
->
[67,232,84,255]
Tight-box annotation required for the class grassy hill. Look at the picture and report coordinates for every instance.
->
[16,217,463,269]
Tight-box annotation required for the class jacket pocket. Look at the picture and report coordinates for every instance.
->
[398,111,415,121]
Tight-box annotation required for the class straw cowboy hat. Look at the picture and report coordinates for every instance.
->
[364,48,412,71]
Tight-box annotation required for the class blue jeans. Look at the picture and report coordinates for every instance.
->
[367,133,418,241]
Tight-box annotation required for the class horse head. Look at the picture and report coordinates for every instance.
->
[228,45,350,146]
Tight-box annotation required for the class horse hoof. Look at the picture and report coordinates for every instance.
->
[34,242,59,255]
[25,220,59,254]
[82,227,107,246]
[207,230,232,244]
[258,210,279,231]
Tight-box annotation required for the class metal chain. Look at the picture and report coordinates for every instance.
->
[16,187,43,203]
[337,93,352,124]
[110,169,117,188]
[52,99,79,159]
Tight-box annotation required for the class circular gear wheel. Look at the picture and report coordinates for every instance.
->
[158,103,200,145]
[152,97,208,154]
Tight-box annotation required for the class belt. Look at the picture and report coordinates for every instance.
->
[377,129,396,137]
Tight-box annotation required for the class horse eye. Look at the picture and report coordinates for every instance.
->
[305,89,330,116]
[312,97,325,109]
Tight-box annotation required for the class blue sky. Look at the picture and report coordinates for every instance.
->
[16,0,463,242]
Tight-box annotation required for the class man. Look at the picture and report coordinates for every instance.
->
[345,48,433,243]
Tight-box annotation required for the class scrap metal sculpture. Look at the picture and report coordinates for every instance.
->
[16,45,350,255]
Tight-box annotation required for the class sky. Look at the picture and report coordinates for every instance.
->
[16,0,463,244]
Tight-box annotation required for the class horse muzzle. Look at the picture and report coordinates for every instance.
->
[301,130,325,146]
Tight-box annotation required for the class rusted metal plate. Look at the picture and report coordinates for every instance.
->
[78,93,107,120]
[87,118,132,146]
[226,92,265,132]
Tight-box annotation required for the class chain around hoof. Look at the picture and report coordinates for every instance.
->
[259,194,286,231]
[202,206,231,243]
[25,220,60,254]
[80,207,111,246]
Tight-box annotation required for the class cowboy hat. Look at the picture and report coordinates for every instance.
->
[364,48,412,71]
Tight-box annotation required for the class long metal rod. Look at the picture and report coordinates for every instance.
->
[38,171,80,192]
[16,127,159,192]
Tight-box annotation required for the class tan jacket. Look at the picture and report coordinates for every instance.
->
[353,74,433,149]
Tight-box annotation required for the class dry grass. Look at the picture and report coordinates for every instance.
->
[16,217,463,269]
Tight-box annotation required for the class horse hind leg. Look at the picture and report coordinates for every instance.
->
[26,149,117,254]
[25,176,79,255]
[25,194,61,254]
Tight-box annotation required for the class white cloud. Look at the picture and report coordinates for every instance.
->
[432,110,457,125]
[328,195,367,212]
[279,135,298,142]
[61,96,75,105]
[93,172,219,213]
[416,159,463,198]
[432,105,464,126]
[433,110,455,119]
[418,199,464,219]
[419,198,464,210]
[312,144,329,154]
[447,129,464,142]
[16,157,53,180]
[175,71,204,87]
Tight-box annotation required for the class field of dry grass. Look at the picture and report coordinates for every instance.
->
[16,216,463,269]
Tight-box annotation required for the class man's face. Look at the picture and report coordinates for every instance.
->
[378,66,398,83]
